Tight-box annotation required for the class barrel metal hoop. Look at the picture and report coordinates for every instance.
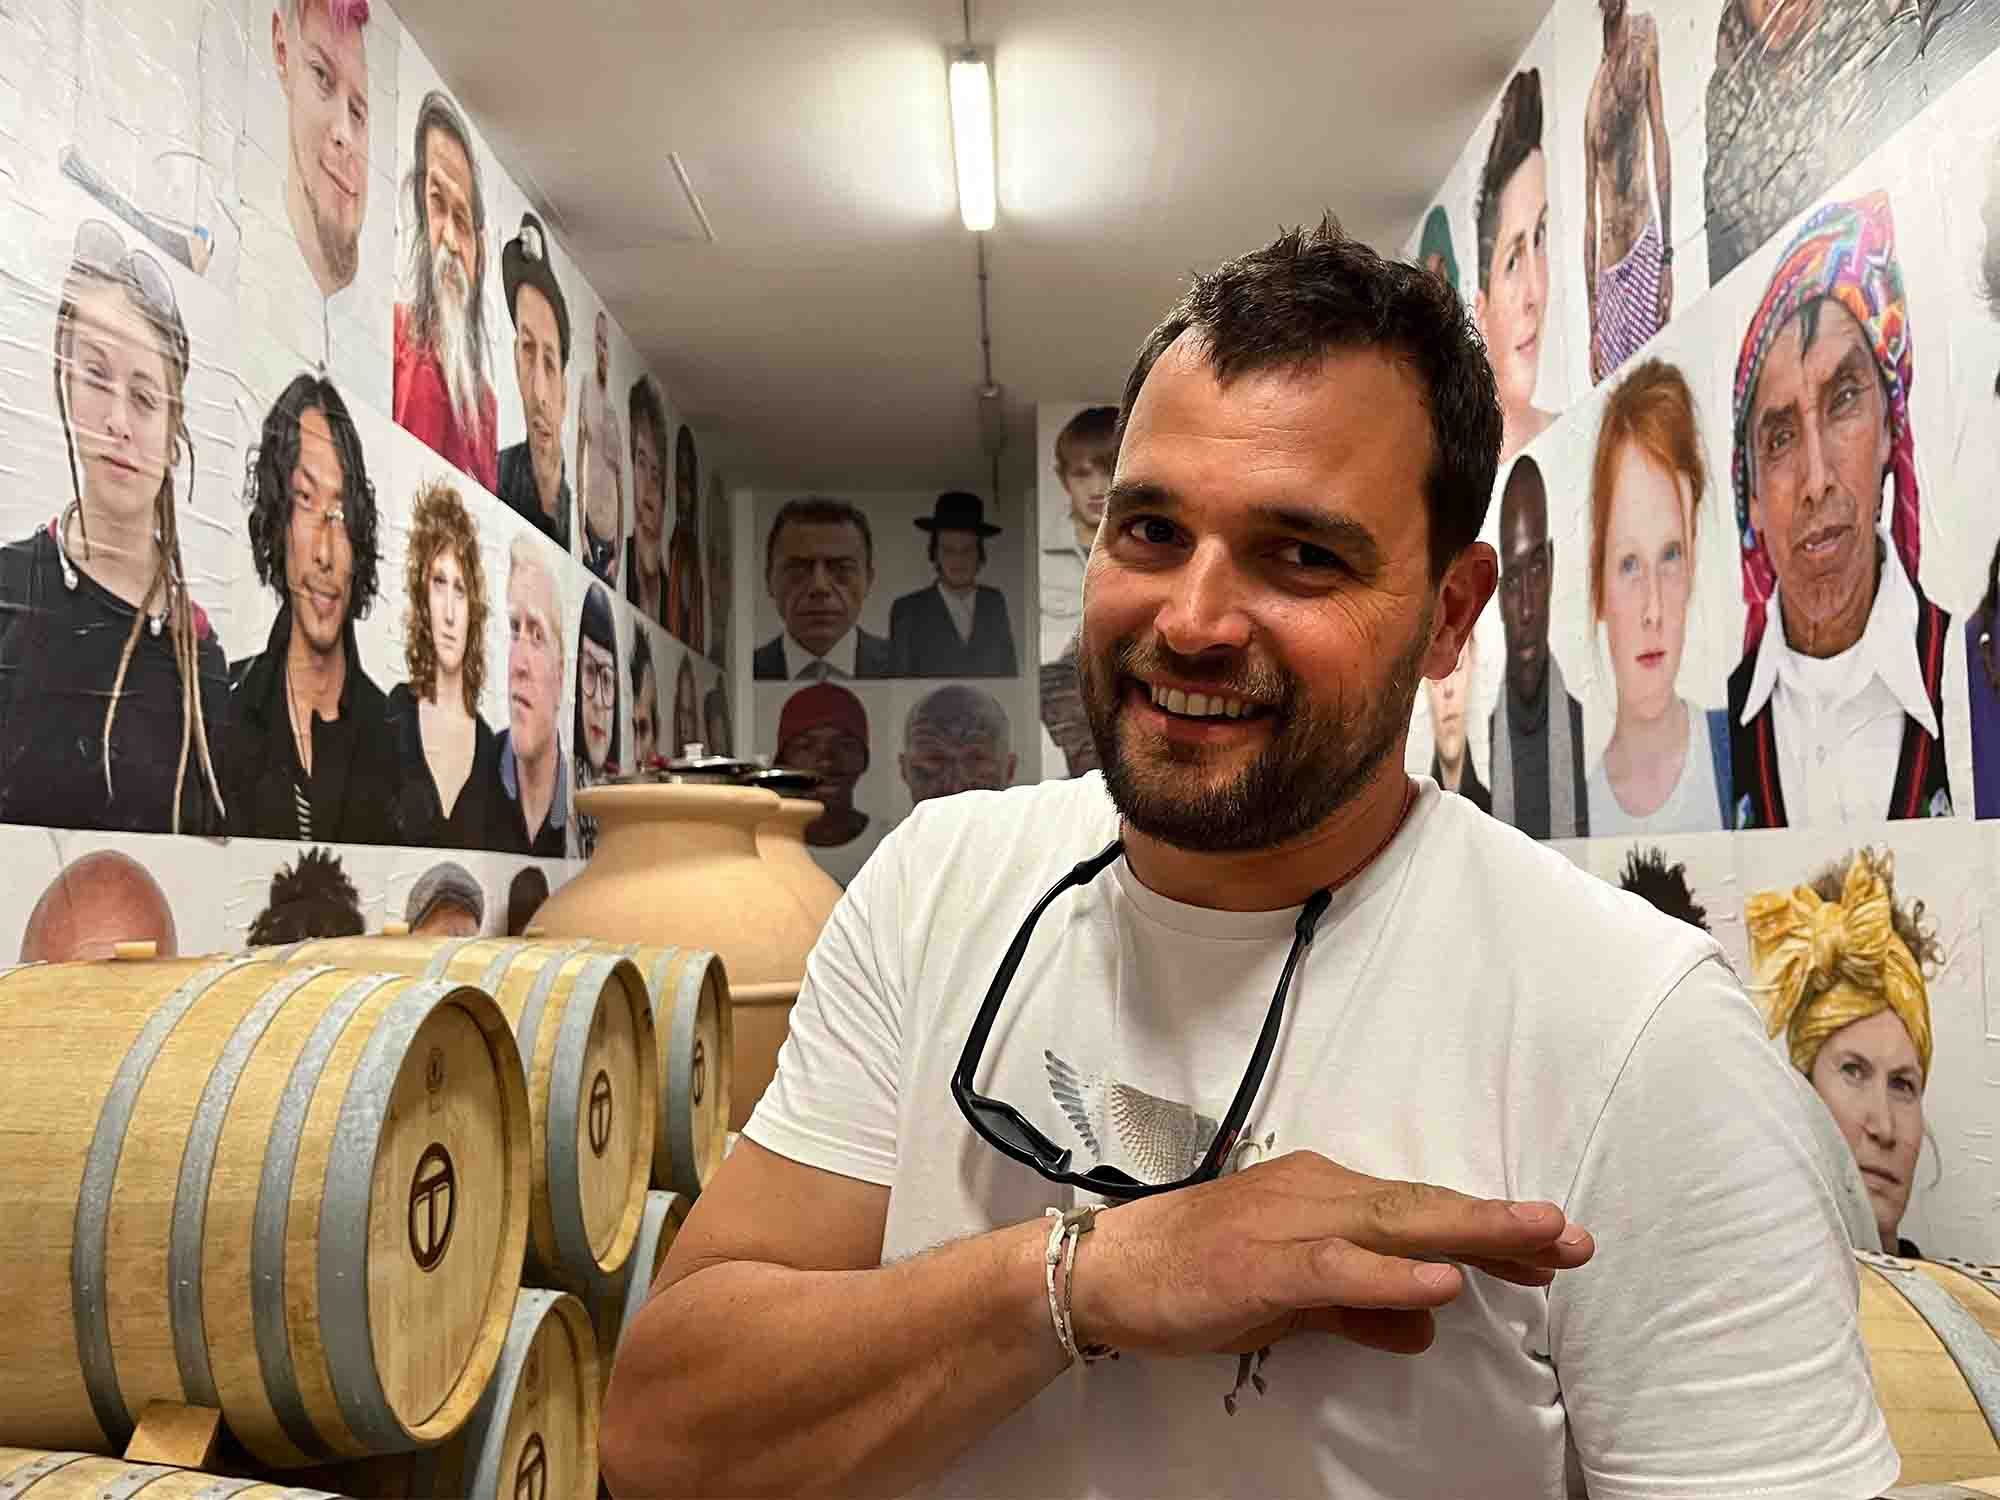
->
[465,1290,562,1500]
[187,1480,263,1500]
[319,978,467,1450]
[1872,1257,2000,1435]
[73,955,259,1447]
[171,965,341,1408]
[253,972,401,1463]
[0,1451,91,1500]
[621,1193,684,1336]
[95,1463,179,1499]
[548,953,627,1277]
[423,936,485,982]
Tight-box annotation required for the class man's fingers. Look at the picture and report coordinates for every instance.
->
[1271,1236,1467,1313]
[1332,1182,1581,1261]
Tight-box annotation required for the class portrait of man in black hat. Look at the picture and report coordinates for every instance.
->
[496,211,573,554]
[886,491,1017,678]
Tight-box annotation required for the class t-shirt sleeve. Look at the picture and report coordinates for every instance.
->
[1551,956,1900,1500]
[742,824,906,1187]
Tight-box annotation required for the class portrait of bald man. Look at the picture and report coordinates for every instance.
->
[1490,454,1587,838]
[18,849,179,962]
[899,684,1017,806]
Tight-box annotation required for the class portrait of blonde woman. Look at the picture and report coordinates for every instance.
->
[0,219,227,835]
[1748,847,1941,1258]
[388,478,496,847]
[1584,359,1730,835]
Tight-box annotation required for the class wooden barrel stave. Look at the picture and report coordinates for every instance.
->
[0,960,531,1469]
[263,937,657,1294]
[0,1449,346,1498]
[622,946,729,1196]
[1859,1253,2000,1484]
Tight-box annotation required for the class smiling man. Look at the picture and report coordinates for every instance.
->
[271,0,370,299]
[227,374,402,844]
[1727,193,1954,828]
[602,218,1894,1500]
[497,212,573,554]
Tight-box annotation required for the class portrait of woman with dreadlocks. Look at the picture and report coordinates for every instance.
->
[0,218,228,835]
[1747,846,1943,1258]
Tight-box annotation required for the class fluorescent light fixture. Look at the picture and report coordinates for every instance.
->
[949,50,996,232]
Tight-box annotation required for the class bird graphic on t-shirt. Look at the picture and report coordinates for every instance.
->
[1045,1050,1219,1185]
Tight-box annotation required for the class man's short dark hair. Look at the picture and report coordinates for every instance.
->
[1055,405,1120,471]
[765,496,875,576]
[246,847,366,945]
[1617,846,1708,932]
[1117,215,1501,579]
[1475,69,1545,295]
[507,864,550,936]
[246,373,380,618]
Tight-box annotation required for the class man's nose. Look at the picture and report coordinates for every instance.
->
[1154,540,1252,656]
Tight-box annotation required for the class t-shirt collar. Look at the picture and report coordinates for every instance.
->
[1740,527,1936,738]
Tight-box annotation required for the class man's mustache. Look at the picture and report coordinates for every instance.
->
[1109,638,1290,707]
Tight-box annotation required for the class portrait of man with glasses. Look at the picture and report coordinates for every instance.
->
[600,220,1895,1500]
[226,372,402,845]
[1490,451,1587,838]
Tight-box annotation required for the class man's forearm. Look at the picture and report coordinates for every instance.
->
[601,1217,1070,1499]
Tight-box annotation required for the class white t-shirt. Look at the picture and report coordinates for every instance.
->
[748,775,1897,1500]
[1585,699,1723,836]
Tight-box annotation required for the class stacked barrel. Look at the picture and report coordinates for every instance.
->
[1856,1250,2000,1483]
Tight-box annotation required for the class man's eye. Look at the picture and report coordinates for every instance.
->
[1278,541,1342,572]
[1125,517,1177,547]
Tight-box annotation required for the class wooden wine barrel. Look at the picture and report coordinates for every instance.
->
[1884,1482,2000,1498]
[0,1449,346,1498]
[1918,1262,2000,1346]
[584,1192,689,1398]
[258,938,656,1294]
[0,957,530,1469]
[289,1290,598,1500]
[612,946,730,1195]
[1858,1250,2000,1483]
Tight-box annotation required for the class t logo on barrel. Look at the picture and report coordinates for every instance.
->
[514,1432,548,1500]
[589,1069,614,1157]
[690,1037,704,1108]
[408,1142,458,1271]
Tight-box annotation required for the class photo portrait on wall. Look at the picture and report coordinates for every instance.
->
[497,211,574,556]
[665,424,705,653]
[392,85,498,495]
[1474,65,1565,464]
[887,492,1018,678]
[1726,192,1955,828]
[0,216,231,836]
[625,375,670,630]
[1581,0,1674,384]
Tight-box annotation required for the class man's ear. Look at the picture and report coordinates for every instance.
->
[271,8,289,80]
[1425,542,1498,681]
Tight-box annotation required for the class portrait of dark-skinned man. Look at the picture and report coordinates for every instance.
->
[755,497,890,681]
[497,212,573,554]
[1726,193,1952,829]
[1490,454,1587,838]
[887,492,1018,678]
[226,373,403,845]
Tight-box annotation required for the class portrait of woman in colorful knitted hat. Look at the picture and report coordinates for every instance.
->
[1747,847,1940,1257]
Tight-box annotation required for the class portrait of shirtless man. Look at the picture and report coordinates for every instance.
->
[1583,0,1674,384]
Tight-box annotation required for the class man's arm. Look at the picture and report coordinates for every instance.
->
[1554,956,1899,1499]
[1645,20,1674,324]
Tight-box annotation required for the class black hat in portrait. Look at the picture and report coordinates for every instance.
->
[501,211,570,366]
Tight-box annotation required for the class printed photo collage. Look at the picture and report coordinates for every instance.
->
[743,488,1036,888]
[0,0,730,959]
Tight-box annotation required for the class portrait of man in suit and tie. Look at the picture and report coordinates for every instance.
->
[753,496,891,681]
[886,492,1018,678]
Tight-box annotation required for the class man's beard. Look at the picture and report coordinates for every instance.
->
[304,173,360,288]
[429,249,483,438]
[1079,615,1429,854]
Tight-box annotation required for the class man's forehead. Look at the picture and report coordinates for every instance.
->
[510,566,556,617]
[300,3,368,67]
[425,128,473,192]
[778,521,863,556]
[1752,297,1873,413]
[516,285,558,342]
[296,410,345,491]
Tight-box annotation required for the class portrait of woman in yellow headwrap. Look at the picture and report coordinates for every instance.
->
[1746,847,1941,1258]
